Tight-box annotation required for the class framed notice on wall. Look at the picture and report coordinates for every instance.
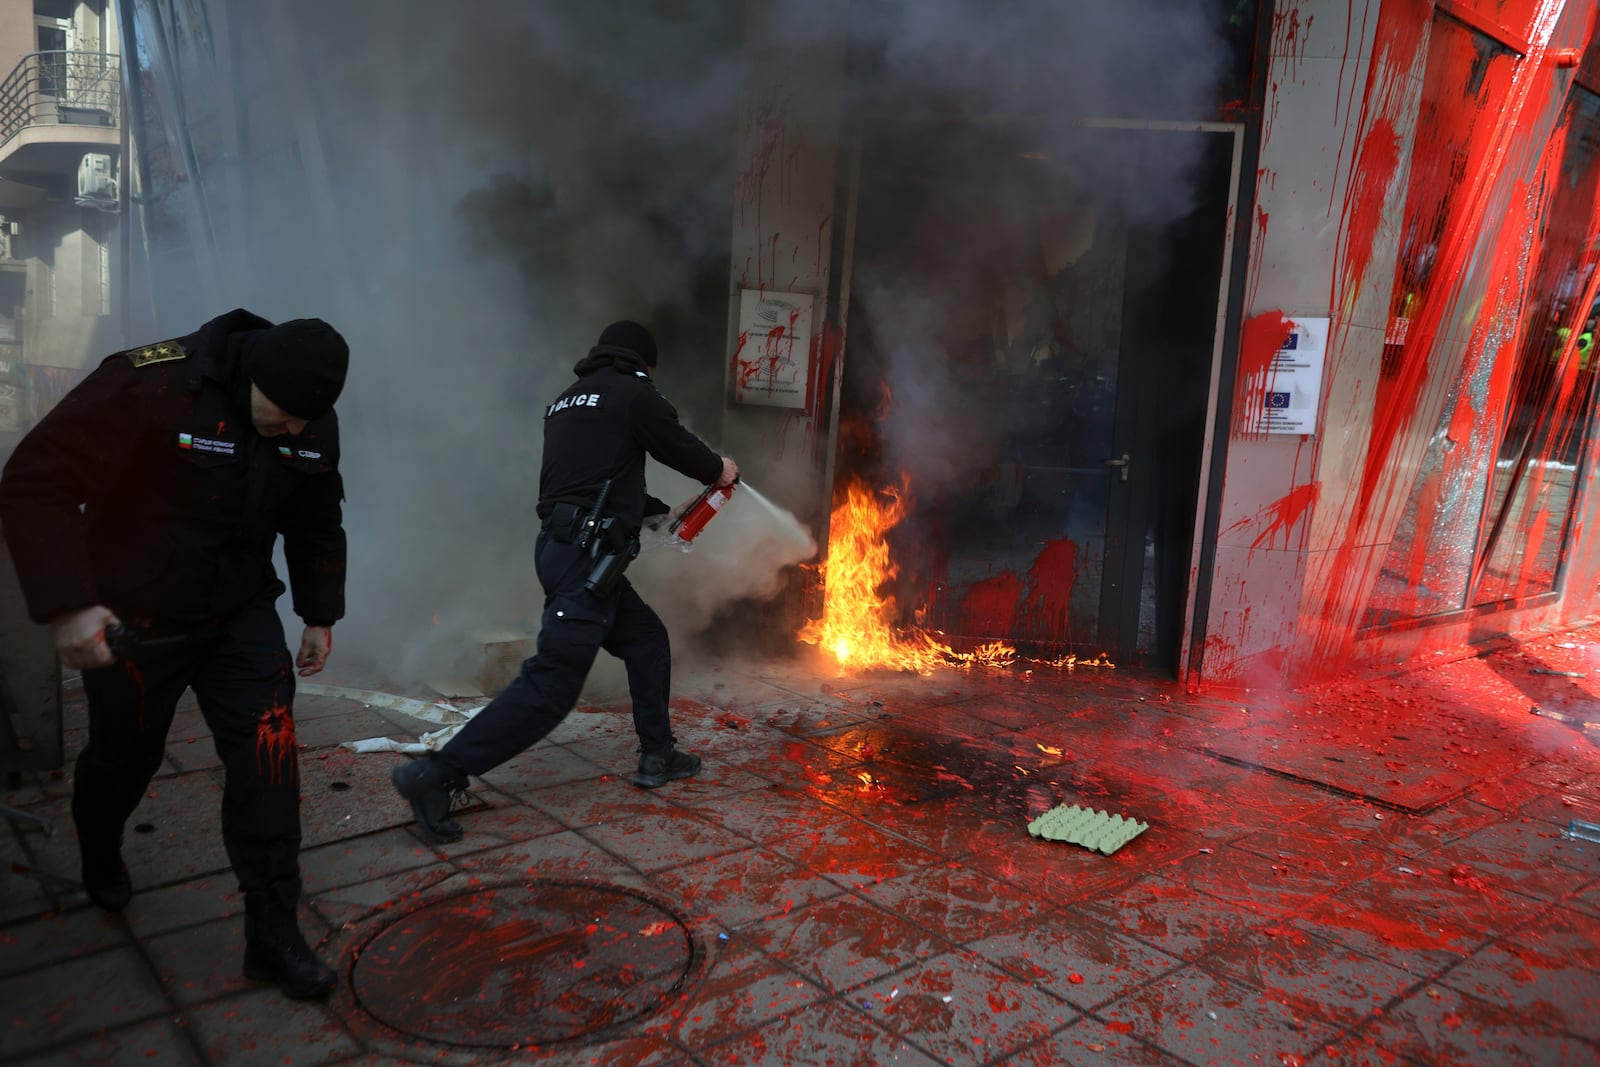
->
[732,289,814,410]
[1256,315,1328,435]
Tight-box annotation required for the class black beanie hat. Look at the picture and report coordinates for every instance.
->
[596,320,657,367]
[243,318,349,420]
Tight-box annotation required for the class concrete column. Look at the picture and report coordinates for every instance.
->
[1201,0,1424,685]
[718,0,848,529]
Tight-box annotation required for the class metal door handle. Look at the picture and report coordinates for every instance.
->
[1104,454,1130,482]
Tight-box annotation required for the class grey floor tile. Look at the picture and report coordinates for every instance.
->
[739,893,948,994]
[300,826,444,895]
[5,1017,203,1067]
[0,947,170,1060]
[0,903,128,978]
[453,825,642,884]
[182,988,360,1067]
[123,873,239,939]
[1006,1017,1197,1066]
[142,912,254,1006]
[1198,925,1419,1030]
[646,934,828,1051]
[1437,909,1600,1045]
[966,910,1183,1012]
[851,948,1078,1064]
[651,845,846,929]
[694,997,944,1066]
[1096,963,1341,1067]
[579,808,763,874]
[473,743,610,794]
[1352,981,1600,1066]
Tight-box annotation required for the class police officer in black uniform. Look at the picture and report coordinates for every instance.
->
[0,308,349,999]
[393,319,737,842]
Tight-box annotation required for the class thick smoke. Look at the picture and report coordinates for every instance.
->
[125,0,1234,691]
[826,1,1235,499]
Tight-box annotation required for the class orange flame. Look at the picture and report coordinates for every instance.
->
[799,478,1016,673]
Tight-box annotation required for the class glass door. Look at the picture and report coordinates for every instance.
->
[835,121,1235,668]
[35,17,70,101]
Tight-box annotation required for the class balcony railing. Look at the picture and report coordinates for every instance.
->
[0,51,120,147]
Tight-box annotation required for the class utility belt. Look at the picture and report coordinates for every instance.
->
[543,500,640,598]
[543,502,588,543]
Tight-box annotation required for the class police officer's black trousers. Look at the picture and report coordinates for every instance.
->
[437,530,674,779]
[73,596,304,893]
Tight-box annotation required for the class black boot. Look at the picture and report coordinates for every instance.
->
[79,833,132,913]
[633,746,702,788]
[242,880,336,999]
[392,757,467,843]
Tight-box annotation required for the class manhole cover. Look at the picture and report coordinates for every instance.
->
[352,881,693,1048]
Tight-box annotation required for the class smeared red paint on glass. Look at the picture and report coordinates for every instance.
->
[956,571,1021,637]
[1022,537,1079,643]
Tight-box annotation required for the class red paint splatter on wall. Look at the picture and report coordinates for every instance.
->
[1334,114,1401,317]
[1261,7,1314,150]
[1328,0,1429,335]
[1231,311,1296,437]
[1225,482,1323,554]
[735,97,791,292]
[808,321,845,467]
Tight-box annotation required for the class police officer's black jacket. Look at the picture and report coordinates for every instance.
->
[539,346,723,533]
[0,308,346,627]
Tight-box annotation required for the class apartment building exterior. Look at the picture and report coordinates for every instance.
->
[0,0,119,433]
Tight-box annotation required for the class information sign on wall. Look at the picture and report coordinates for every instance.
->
[1256,315,1328,435]
[732,289,814,410]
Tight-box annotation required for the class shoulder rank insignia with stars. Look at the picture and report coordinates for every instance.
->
[127,341,188,368]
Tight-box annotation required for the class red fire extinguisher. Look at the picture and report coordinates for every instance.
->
[669,478,738,545]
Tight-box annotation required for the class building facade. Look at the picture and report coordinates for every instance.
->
[722,0,1600,689]
[104,0,1600,691]
[0,0,120,432]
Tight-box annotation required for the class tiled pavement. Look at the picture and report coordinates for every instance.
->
[4,627,1600,1066]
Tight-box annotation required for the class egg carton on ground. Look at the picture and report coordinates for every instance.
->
[1027,803,1148,855]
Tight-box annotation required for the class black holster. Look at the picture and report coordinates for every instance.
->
[584,517,640,597]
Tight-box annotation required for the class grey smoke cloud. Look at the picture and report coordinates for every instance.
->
[122,0,1234,688]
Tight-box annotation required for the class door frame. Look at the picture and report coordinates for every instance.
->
[1085,118,1244,675]
[825,116,1244,673]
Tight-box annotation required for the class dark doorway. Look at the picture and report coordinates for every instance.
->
[834,121,1235,673]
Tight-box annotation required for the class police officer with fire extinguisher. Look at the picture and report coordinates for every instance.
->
[393,319,738,843]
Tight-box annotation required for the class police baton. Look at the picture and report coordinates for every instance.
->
[104,622,188,661]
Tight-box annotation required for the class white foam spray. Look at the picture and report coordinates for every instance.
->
[737,481,814,550]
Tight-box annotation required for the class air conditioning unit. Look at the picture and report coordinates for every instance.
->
[76,152,118,208]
